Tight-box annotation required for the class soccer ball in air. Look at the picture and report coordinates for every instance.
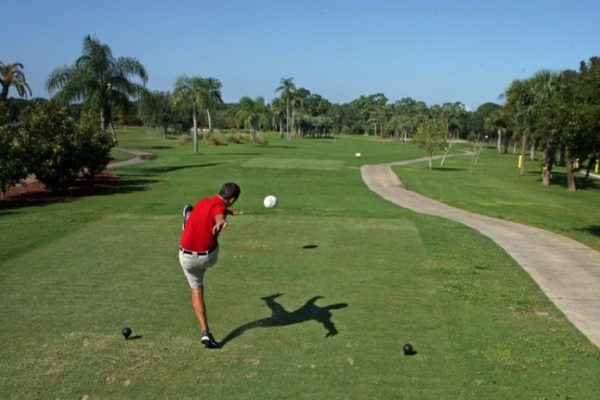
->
[263,195,278,209]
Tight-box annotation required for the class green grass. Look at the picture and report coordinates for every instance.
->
[393,148,600,251]
[109,147,136,163]
[1,129,599,399]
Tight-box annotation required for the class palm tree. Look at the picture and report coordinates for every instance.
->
[484,108,508,154]
[275,77,296,138]
[47,35,148,145]
[199,77,223,133]
[290,88,309,138]
[138,90,174,136]
[237,96,266,144]
[0,61,32,101]
[270,98,286,138]
[529,70,562,185]
[173,75,206,153]
[505,79,535,176]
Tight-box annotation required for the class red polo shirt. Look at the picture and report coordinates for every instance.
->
[180,195,227,252]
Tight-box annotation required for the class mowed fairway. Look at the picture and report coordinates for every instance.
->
[1,129,599,399]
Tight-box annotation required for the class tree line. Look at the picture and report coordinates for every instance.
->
[1,35,599,194]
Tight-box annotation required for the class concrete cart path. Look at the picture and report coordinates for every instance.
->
[361,157,600,348]
[107,148,155,169]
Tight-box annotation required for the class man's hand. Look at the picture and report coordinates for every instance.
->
[213,213,228,235]
[212,220,228,235]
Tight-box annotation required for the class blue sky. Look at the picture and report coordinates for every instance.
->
[3,0,599,110]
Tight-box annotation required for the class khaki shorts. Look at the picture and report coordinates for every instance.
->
[178,247,219,288]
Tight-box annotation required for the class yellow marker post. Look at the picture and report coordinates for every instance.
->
[575,158,580,169]
[595,159,599,174]
[518,155,523,168]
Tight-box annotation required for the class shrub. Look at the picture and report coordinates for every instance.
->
[204,132,227,146]
[18,102,81,193]
[0,107,27,197]
[76,113,113,181]
[255,134,269,145]
[177,134,188,145]
[227,131,248,144]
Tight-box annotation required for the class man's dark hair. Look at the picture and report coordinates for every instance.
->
[219,182,241,200]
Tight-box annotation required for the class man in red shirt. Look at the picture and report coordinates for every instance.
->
[179,182,243,348]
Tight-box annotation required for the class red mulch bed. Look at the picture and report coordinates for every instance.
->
[0,171,121,209]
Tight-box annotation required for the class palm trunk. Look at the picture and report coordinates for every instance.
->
[100,108,106,131]
[542,145,554,186]
[286,100,290,137]
[207,109,213,133]
[290,109,296,140]
[542,167,551,186]
[101,107,119,145]
[0,85,9,101]
[279,117,284,139]
[565,146,576,191]
[497,130,502,153]
[530,141,536,161]
[109,123,118,147]
[192,101,198,154]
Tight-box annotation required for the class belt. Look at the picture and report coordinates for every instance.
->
[179,246,217,256]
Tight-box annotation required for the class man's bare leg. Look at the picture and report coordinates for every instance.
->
[191,287,209,332]
[191,287,219,348]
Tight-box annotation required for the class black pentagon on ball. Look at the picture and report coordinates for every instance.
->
[122,327,132,340]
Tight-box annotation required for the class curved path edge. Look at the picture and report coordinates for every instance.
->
[361,157,600,348]
[107,148,155,169]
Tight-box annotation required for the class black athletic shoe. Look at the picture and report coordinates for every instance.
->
[182,205,193,230]
[201,331,220,349]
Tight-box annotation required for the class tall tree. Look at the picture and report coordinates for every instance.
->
[556,69,583,191]
[0,103,26,196]
[0,61,32,101]
[237,96,266,144]
[199,77,223,133]
[350,94,388,135]
[392,97,428,142]
[529,70,562,186]
[138,90,174,136]
[557,61,600,191]
[577,57,600,179]
[270,98,286,138]
[275,77,296,138]
[505,79,535,176]
[484,107,508,154]
[432,102,465,166]
[173,76,206,153]
[47,35,148,145]
[290,88,310,138]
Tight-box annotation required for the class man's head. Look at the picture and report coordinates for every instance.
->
[219,182,241,205]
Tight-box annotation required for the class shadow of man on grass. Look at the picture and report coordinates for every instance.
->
[219,293,348,347]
